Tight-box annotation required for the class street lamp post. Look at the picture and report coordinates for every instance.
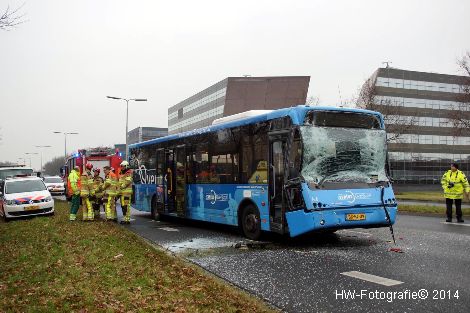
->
[35,145,52,173]
[53,132,79,161]
[25,152,39,169]
[106,96,147,160]
[18,157,25,166]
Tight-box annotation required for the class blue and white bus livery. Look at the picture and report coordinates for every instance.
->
[129,105,397,240]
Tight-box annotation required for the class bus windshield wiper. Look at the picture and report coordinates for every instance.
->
[370,180,390,187]
[380,185,396,245]
[319,173,337,188]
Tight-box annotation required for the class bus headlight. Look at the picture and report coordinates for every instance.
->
[6,200,16,205]
[45,196,53,202]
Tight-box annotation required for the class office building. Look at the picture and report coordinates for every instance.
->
[128,127,168,145]
[360,67,469,184]
[168,76,310,134]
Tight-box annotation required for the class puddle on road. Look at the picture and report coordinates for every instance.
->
[159,227,180,232]
[163,237,240,253]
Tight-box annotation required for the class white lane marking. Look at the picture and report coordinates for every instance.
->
[160,227,179,232]
[341,271,403,286]
[441,222,470,227]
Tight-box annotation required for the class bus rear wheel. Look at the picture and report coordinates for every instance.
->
[241,205,261,240]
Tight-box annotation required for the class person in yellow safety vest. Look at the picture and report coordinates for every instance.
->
[101,166,118,222]
[68,166,81,221]
[91,168,104,218]
[119,161,133,224]
[441,162,469,223]
[80,163,95,221]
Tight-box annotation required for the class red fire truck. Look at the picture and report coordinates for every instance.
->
[62,147,122,198]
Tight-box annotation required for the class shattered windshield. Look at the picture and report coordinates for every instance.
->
[300,126,388,185]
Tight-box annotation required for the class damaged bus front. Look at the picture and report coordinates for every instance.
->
[284,110,397,237]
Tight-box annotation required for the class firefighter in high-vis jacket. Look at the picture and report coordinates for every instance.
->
[119,161,133,224]
[91,168,104,217]
[68,166,81,221]
[101,166,118,221]
[441,163,469,223]
[80,163,95,221]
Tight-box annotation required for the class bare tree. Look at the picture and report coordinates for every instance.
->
[0,3,26,31]
[306,95,321,106]
[43,156,65,176]
[356,78,418,142]
[0,161,15,166]
[448,51,470,136]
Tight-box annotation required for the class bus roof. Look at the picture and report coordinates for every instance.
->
[130,105,384,149]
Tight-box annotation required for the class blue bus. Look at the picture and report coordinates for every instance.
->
[129,105,397,240]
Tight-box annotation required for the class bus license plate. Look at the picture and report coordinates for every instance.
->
[346,213,366,221]
[25,205,39,211]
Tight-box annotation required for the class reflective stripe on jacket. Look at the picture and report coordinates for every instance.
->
[67,170,80,195]
[80,171,93,196]
[119,170,133,196]
[441,170,470,199]
[103,172,118,196]
[93,176,104,198]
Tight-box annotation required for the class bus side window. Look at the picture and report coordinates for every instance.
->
[186,146,193,184]
[248,160,268,183]
[156,149,165,185]
[241,122,268,184]
[194,143,209,183]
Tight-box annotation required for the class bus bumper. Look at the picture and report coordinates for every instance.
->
[285,206,397,237]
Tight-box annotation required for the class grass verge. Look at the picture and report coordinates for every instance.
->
[395,191,444,202]
[0,201,275,312]
[399,204,470,215]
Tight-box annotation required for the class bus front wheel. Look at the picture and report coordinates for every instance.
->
[241,205,261,240]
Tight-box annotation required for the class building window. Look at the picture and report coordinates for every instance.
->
[178,108,183,119]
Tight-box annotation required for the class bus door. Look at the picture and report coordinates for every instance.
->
[175,145,186,217]
[155,148,166,213]
[165,149,176,214]
[268,132,289,231]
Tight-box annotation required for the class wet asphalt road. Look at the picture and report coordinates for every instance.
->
[122,209,470,313]
[55,196,470,313]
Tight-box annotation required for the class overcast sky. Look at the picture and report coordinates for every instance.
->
[1,0,469,169]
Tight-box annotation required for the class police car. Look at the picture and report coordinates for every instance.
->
[43,176,65,195]
[0,176,54,221]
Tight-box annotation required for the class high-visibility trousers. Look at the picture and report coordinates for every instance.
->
[81,196,93,220]
[121,195,132,222]
[106,196,117,220]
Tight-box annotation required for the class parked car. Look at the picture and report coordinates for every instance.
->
[0,166,34,183]
[0,176,54,221]
[43,176,65,195]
